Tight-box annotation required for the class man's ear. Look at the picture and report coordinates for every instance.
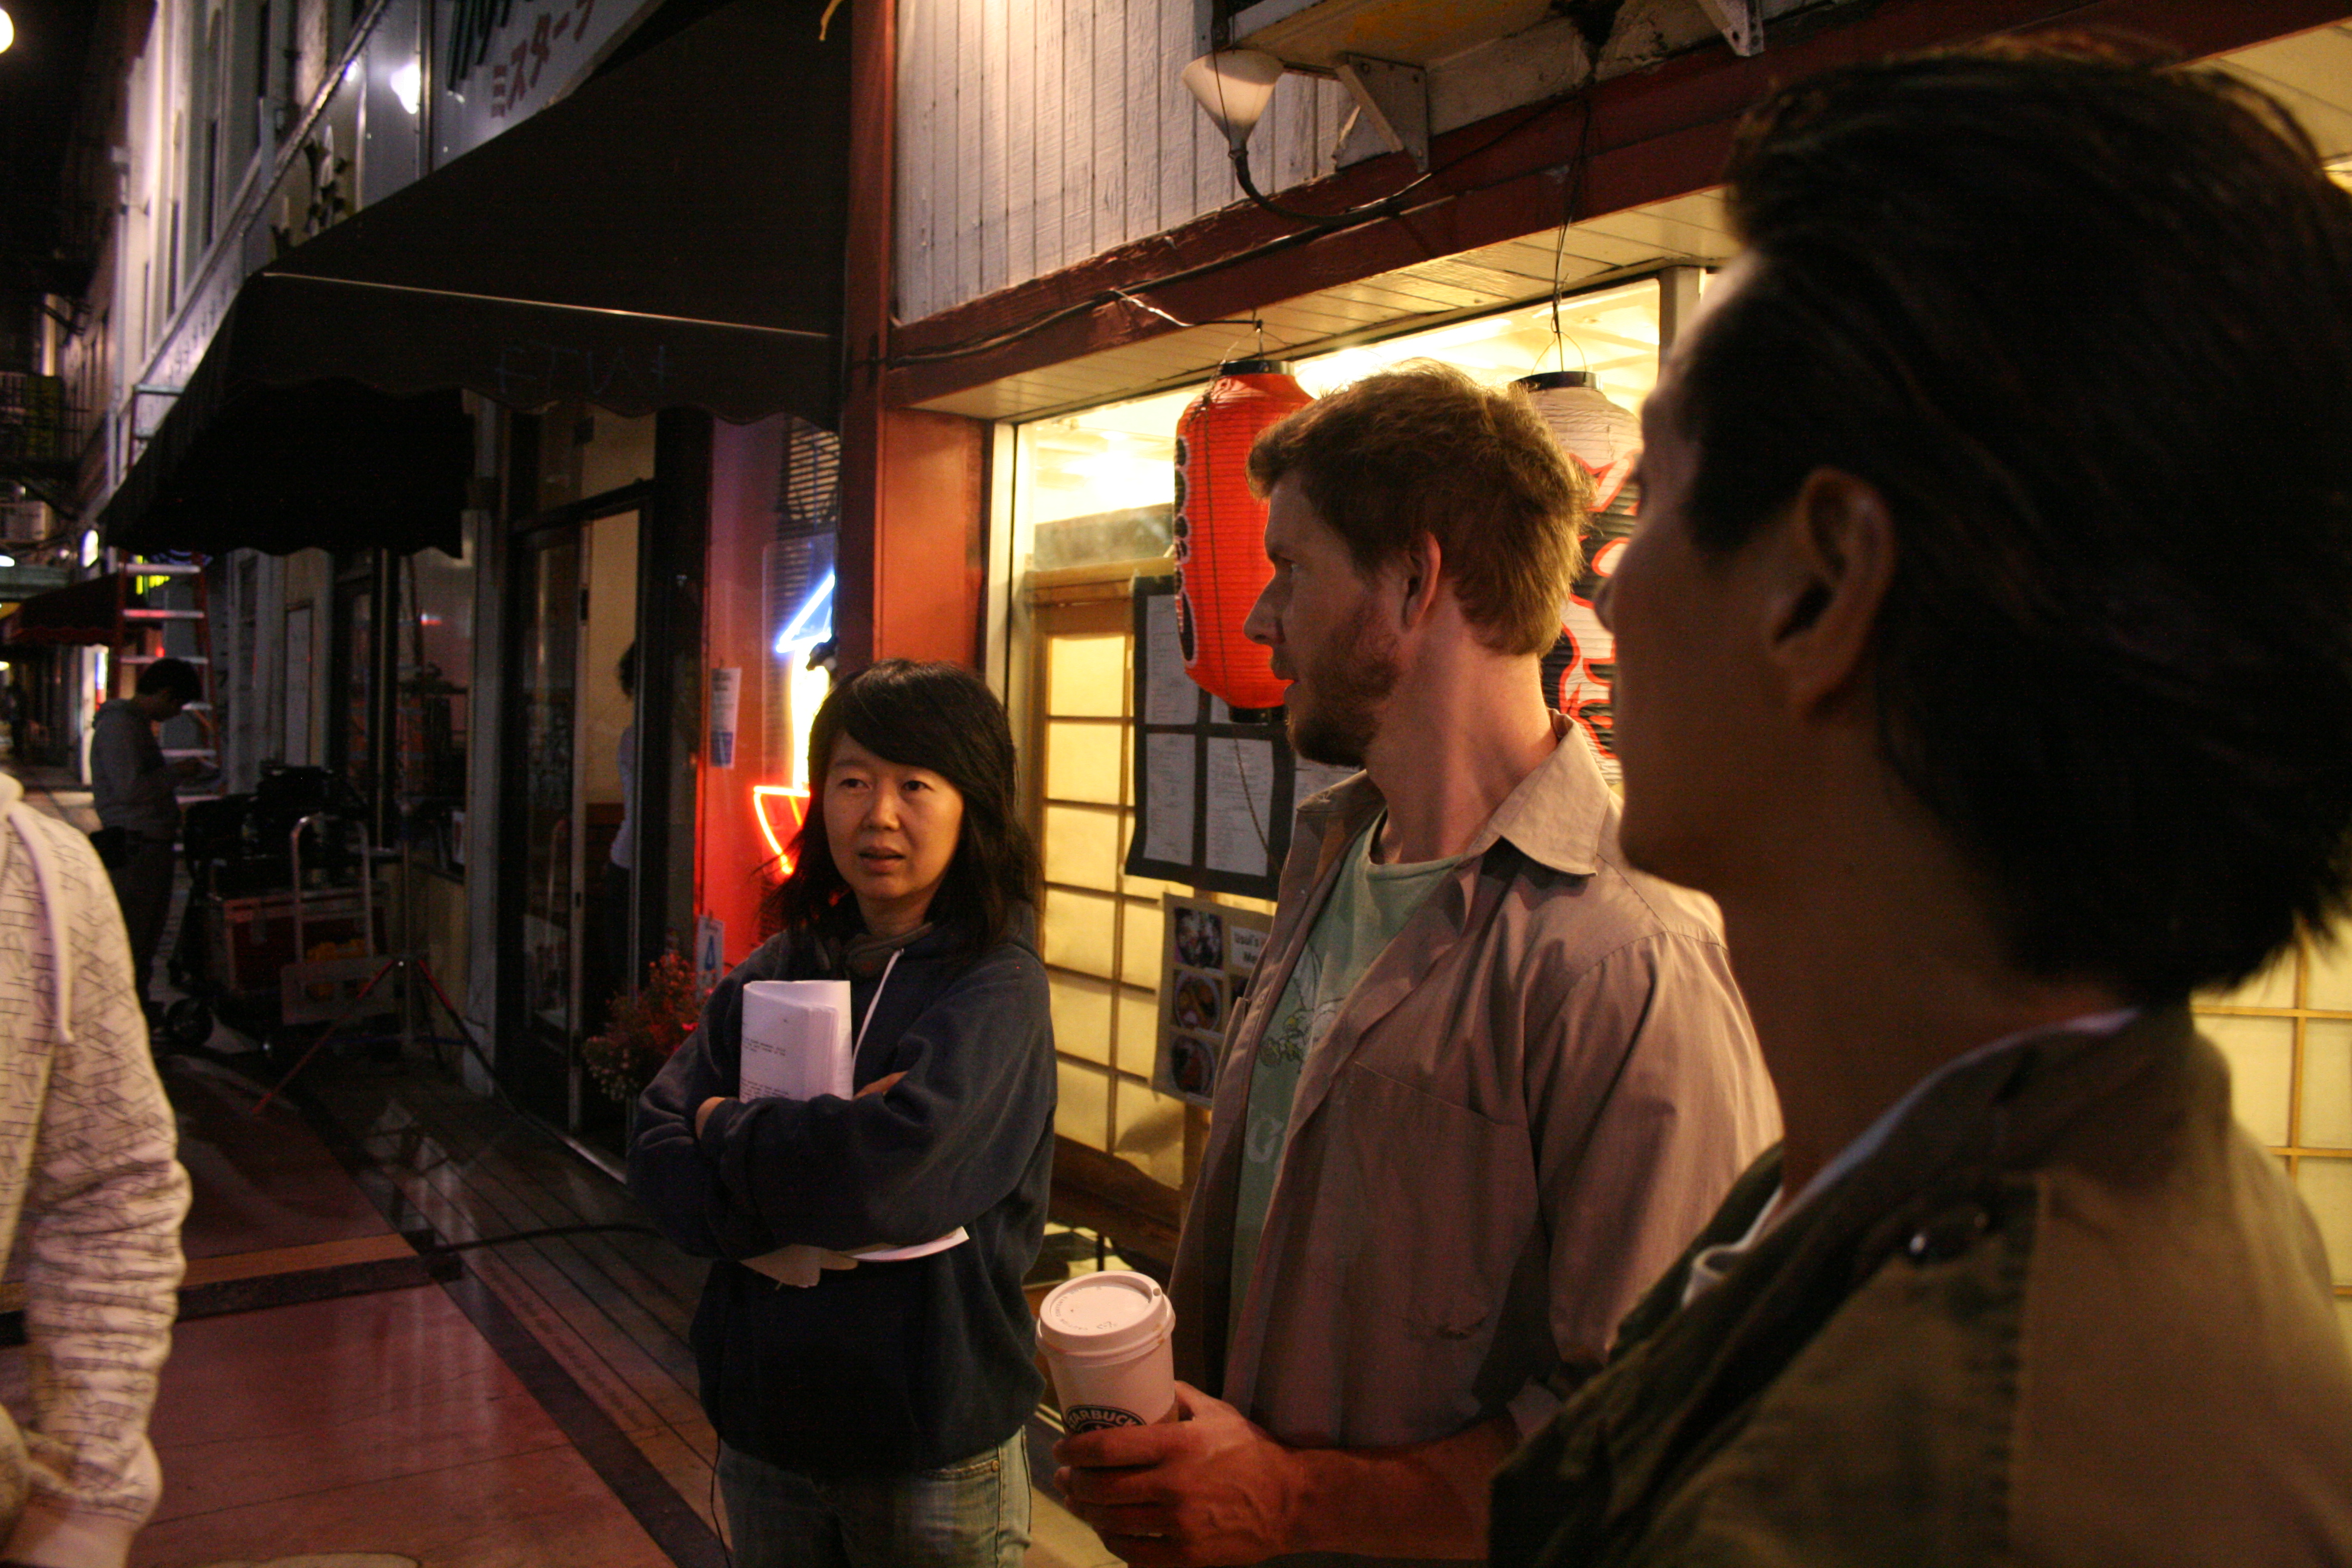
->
[1394,532,1445,631]
[1764,467,1895,713]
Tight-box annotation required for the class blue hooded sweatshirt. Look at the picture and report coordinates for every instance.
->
[630,913,1054,1474]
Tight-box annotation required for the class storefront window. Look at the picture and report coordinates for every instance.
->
[1007,275,1664,1195]
[699,415,840,978]
[2197,935,2352,1342]
[330,557,377,795]
[1011,277,1661,577]
[1024,586,1266,1191]
[1293,277,1661,406]
[395,540,474,876]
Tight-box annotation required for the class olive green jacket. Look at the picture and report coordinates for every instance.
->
[1491,1006,2352,1567]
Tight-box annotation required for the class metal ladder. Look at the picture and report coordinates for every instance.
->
[116,558,220,799]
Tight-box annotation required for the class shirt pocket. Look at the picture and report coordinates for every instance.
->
[1327,1063,1539,1339]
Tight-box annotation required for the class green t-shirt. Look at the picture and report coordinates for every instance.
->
[1229,818,1460,1339]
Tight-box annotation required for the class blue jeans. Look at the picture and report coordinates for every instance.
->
[716,1430,1031,1568]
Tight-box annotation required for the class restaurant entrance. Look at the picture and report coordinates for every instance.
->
[502,491,645,1154]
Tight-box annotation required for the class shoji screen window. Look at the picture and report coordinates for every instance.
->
[1027,576,1244,1189]
[2197,932,2352,1346]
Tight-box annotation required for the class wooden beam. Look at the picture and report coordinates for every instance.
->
[835,0,898,670]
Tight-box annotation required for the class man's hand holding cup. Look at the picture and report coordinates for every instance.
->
[1055,1382,1307,1567]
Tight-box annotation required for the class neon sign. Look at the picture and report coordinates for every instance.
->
[773,570,835,659]
[753,785,811,872]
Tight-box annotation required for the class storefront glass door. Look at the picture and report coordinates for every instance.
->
[508,506,641,1148]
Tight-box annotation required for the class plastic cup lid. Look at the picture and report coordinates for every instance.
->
[1037,1270,1173,1358]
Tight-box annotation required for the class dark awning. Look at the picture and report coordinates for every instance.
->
[4,573,124,647]
[100,0,849,557]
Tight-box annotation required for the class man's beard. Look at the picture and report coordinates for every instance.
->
[1285,599,1401,767]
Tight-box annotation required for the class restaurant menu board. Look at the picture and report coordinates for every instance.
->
[1156,894,1275,1108]
[1126,575,1357,899]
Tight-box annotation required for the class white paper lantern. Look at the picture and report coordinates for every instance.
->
[1517,370,1641,510]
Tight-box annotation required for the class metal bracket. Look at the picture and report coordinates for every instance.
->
[1334,54,1430,171]
[1693,0,1764,57]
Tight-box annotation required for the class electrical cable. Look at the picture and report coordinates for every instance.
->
[883,97,1564,369]
[1224,143,1436,227]
[1544,96,1599,375]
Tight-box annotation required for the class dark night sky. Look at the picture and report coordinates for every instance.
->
[0,0,102,295]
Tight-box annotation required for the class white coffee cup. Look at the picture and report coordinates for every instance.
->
[1037,1270,1177,1434]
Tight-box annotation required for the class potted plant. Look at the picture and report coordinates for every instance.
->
[584,952,705,1106]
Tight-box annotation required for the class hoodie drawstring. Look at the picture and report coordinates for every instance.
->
[849,946,902,1069]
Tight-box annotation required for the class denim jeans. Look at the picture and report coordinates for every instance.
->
[716,1429,1031,1568]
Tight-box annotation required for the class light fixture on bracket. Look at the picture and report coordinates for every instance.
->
[1180,48,1285,153]
[1693,0,1765,57]
[1180,48,1437,229]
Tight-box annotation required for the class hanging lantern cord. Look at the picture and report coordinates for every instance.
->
[1542,294,1590,376]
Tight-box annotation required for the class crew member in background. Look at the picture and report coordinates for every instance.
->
[1059,364,1778,1567]
[89,657,203,1022]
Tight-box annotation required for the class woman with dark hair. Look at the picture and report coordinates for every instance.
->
[630,660,1054,1567]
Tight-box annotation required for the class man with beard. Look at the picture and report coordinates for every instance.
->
[1057,364,1776,1567]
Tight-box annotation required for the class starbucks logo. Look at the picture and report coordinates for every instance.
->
[1064,1405,1144,1434]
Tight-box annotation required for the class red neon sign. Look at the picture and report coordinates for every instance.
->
[753,786,811,872]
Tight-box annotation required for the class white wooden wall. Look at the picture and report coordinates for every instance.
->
[894,0,1355,324]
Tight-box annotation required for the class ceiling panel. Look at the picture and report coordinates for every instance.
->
[2217,25,2352,160]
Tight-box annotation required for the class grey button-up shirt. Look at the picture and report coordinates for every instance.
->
[1169,718,1779,1564]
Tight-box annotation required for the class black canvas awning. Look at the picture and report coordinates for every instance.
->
[100,0,849,557]
[4,573,126,647]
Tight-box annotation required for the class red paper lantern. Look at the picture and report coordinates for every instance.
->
[1173,359,1314,716]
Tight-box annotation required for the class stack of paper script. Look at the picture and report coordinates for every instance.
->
[735,980,967,1284]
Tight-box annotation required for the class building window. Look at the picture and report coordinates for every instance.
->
[2197,935,2352,1345]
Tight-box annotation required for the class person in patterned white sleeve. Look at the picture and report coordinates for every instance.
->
[0,769,189,1568]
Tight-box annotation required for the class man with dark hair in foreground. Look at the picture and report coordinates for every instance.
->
[1492,43,2352,1566]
